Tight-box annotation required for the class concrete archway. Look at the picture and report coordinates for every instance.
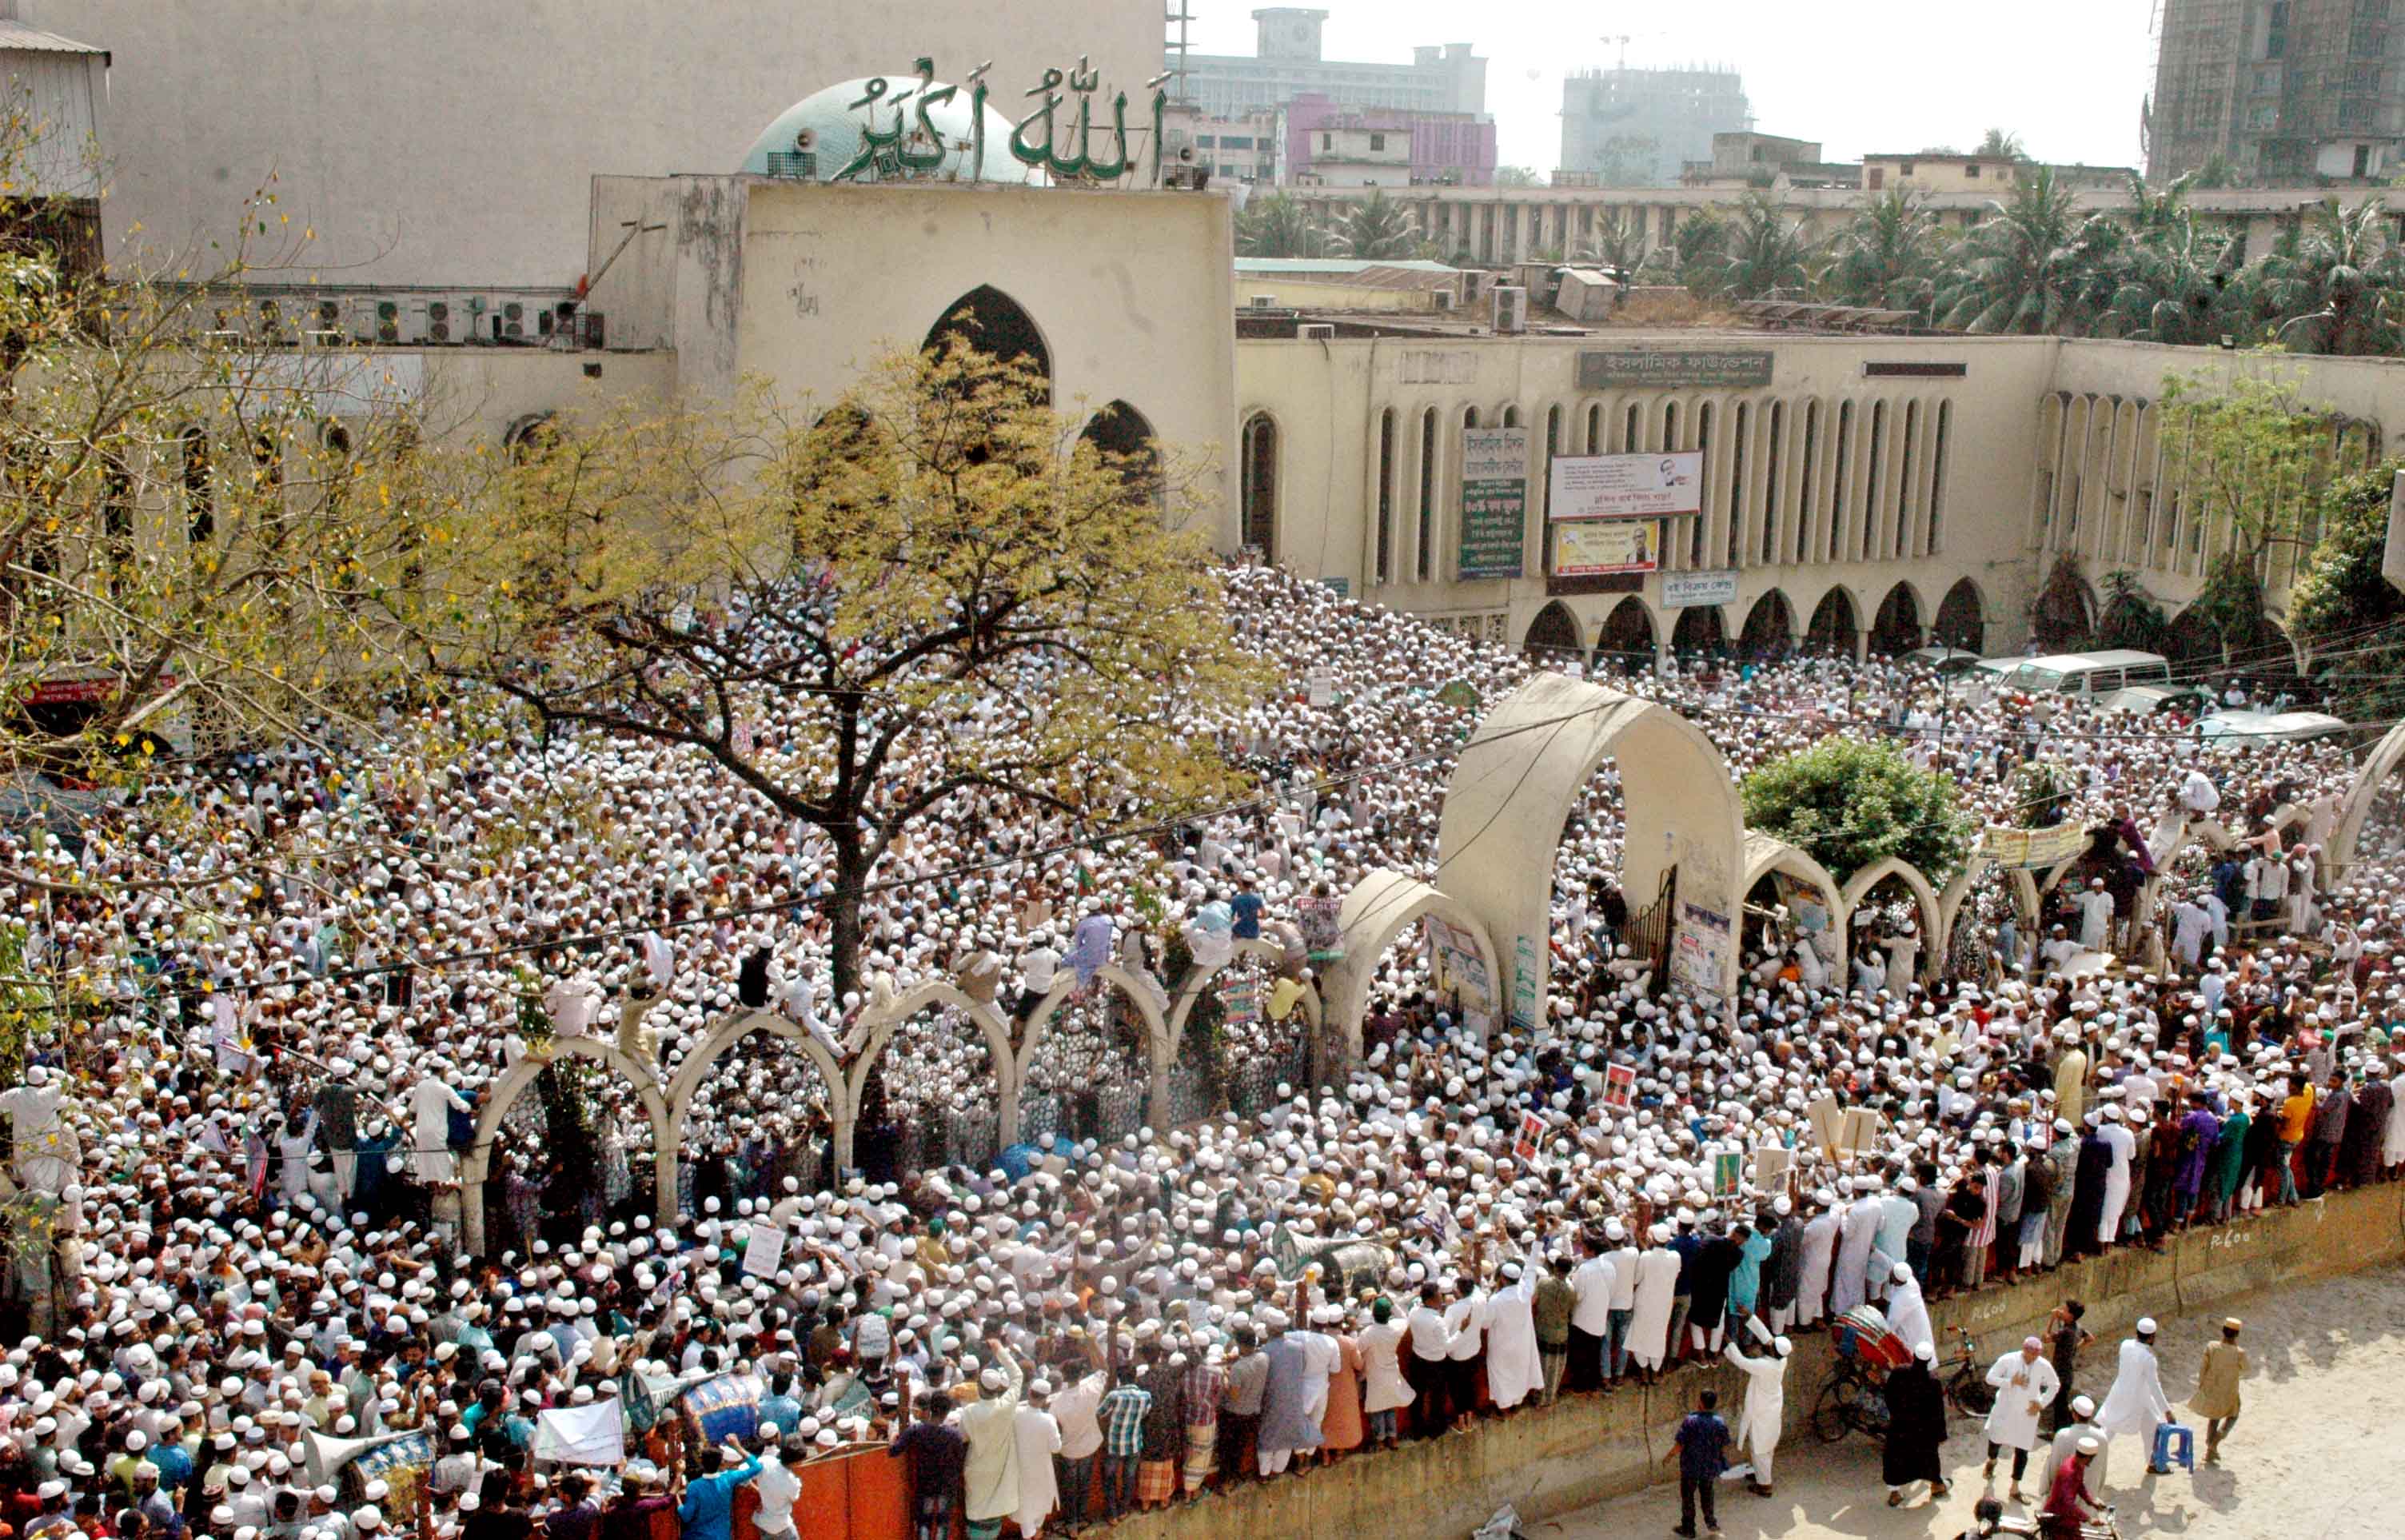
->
[1019,964,1171,1143]
[1805,584,1861,658]
[846,981,1015,1167]
[2332,718,2405,871]
[1839,855,1945,983]
[1321,868,1505,1056]
[666,1010,852,1191]
[1434,674,1745,1022]
[1742,831,1846,965]
[459,1036,676,1255]
[1167,939,1320,1042]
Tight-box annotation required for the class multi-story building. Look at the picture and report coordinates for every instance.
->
[1175,8,1485,121]
[2148,0,2403,182]
[1680,133,1861,190]
[1276,94,1498,187]
[1167,106,1282,186]
[1559,66,1753,187]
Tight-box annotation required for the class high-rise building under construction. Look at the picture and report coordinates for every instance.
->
[1557,66,1752,187]
[2147,0,2402,182]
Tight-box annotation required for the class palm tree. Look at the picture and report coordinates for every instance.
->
[2263,196,2405,354]
[1329,188,1422,260]
[1976,127,2029,162]
[1576,207,1647,276]
[2122,170,2196,238]
[1713,190,1813,300]
[1821,189,1941,316]
[1234,193,1326,258]
[2103,217,2239,345]
[1672,206,1730,296]
[1932,166,2092,333]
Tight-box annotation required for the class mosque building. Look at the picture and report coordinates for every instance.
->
[19,0,2405,672]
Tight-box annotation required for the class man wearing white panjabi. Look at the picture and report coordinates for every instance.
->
[1627,1227,1681,1378]
[1721,1332,1790,1496]
[408,1065,472,1184]
[1796,1191,1840,1329]
[1980,1335,2061,1502]
[2076,878,2114,952]
[1884,1263,1931,1361]
[1011,1379,1063,1538]
[1482,1258,1542,1411]
[1832,1178,1883,1316]
[2096,1319,2174,1473]
[2097,1105,2137,1245]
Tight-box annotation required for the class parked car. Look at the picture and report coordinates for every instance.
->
[1999,649,2173,700]
[2096,684,2210,716]
[1899,644,1983,676]
[2196,708,2350,744]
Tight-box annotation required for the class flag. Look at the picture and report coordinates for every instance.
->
[532,1402,625,1466]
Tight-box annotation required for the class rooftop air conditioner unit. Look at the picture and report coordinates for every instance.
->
[500,297,532,342]
[421,298,457,345]
[1432,289,1455,311]
[1299,322,1335,339]
[1491,283,1528,335]
[361,297,401,343]
[1250,295,1278,309]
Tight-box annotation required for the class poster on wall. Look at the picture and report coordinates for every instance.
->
[1548,451,1705,520]
[1553,519,1659,577]
[1670,900,1733,1003]
[1980,823,2090,870]
[1458,426,1530,580]
[1510,935,1542,1033]
[1423,916,1494,1003]
[1298,895,1345,963]
[1661,569,1739,609]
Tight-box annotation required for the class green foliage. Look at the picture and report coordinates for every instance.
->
[2029,553,2096,651]
[1495,166,1543,188]
[2289,461,2405,715]
[2185,549,2279,668]
[1820,189,1942,317]
[1740,736,1975,885]
[2159,364,2330,559]
[1234,193,1326,258]
[2096,569,2170,652]
[1577,208,1646,274]
[1329,189,1421,260]
[2012,758,2076,826]
[1711,190,1812,300]
[1977,128,2029,162]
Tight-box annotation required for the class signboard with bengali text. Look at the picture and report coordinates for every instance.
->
[1549,452,1705,521]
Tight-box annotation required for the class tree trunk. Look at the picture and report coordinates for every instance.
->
[828,826,867,1021]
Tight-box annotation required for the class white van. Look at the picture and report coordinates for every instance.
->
[2002,649,2174,700]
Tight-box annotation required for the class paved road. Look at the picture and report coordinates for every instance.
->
[1545,1265,2405,1540]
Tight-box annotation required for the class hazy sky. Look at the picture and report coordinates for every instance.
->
[1178,1,2160,175]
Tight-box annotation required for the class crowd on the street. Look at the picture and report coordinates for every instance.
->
[0,565,2394,1540]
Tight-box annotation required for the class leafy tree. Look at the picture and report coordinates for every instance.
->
[1740,736,1975,885]
[2191,151,2238,190]
[1821,189,1941,315]
[2029,553,2096,650]
[2290,460,2405,715]
[1495,166,1543,188]
[0,110,441,780]
[1328,188,1421,260]
[1933,166,2092,333]
[2252,195,2405,354]
[1672,207,1730,297]
[1976,128,2029,162]
[1577,207,1647,274]
[421,341,1270,1004]
[1711,190,1813,300]
[1234,193,1326,258]
[2159,364,2328,569]
[2096,569,2171,652]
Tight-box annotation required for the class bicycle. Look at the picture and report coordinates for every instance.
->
[1942,1325,1998,1418]
[1810,1323,1895,1443]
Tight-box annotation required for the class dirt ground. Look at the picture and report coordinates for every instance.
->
[1543,1266,2405,1540]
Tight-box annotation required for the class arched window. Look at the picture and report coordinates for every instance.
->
[181,427,213,546]
[923,285,1051,400]
[1417,407,1437,581]
[1080,400,1160,505]
[1375,408,1396,583]
[1238,413,1278,557]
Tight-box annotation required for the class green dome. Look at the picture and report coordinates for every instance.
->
[740,77,1047,185]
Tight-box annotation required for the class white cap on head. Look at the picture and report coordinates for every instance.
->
[2136,1316,2157,1335]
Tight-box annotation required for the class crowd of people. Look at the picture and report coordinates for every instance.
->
[0,564,2394,1540]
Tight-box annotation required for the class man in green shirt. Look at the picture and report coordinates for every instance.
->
[1533,1255,1577,1404]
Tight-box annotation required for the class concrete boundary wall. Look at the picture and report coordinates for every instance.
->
[1104,1182,2405,1540]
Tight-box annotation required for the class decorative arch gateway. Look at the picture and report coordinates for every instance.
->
[1319,870,1505,1060]
[1167,939,1324,1120]
[1433,673,1745,1027]
[1017,963,1170,1147]
[2331,717,2405,872]
[1742,831,1846,965]
[844,980,1015,1170]
[665,1009,852,1187]
[1933,577,1985,652]
[1839,854,1945,983]
[458,1036,676,1255]
[1805,585,1861,657]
